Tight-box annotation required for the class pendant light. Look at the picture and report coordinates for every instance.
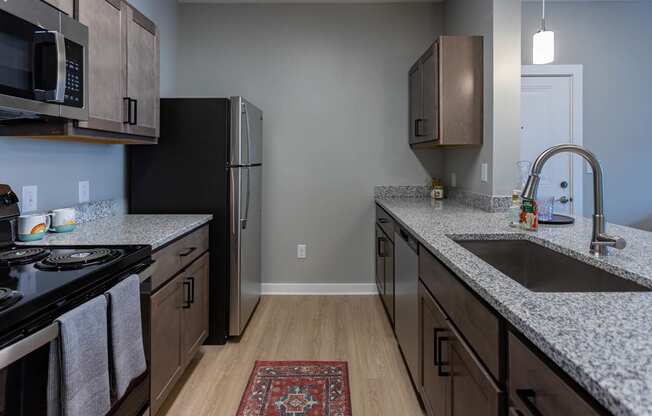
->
[533,0,554,64]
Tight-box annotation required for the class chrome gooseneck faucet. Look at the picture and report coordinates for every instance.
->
[521,144,626,257]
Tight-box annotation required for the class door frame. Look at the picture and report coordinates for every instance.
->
[521,64,584,216]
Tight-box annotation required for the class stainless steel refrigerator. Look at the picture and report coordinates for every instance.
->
[129,97,263,344]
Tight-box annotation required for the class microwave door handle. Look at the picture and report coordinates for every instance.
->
[0,323,59,370]
[33,31,66,103]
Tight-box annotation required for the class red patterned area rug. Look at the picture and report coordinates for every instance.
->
[236,361,352,416]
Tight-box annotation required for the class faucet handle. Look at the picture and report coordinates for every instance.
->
[596,234,627,250]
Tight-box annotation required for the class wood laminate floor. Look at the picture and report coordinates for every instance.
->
[160,295,425,416]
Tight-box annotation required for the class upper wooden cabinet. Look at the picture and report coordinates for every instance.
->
[77,0,160,142]
[42,0,74,15]
[409,36,483,147]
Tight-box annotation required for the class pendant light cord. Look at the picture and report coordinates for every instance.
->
[541,0,546,31]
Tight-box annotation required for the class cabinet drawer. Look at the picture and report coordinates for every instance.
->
[152,225,209,291]
[376,204,395,240]
[509,333,601,416]
[419,247,501,381]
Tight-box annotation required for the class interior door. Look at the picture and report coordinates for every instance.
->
[521,75,580,215]
[126,5,159,137]
[77,0,127,133]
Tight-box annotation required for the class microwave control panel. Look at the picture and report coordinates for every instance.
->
[63,39,84,108]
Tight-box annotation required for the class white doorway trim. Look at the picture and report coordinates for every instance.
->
[521,64,584,216]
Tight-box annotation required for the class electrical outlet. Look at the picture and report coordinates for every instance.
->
[22,185,38,213]
[297,244,307,259]
[451,172,457,188]
[78,180,90,203]
[481,163,489,183]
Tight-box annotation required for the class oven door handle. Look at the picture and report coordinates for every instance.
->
[0,323,59,371]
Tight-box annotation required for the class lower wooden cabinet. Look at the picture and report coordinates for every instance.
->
[149,251,210,415]
[150,272,184,415]
[509,332,601,416]
[181,253,210,365]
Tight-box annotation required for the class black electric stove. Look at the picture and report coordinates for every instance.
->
[0,244,152,340]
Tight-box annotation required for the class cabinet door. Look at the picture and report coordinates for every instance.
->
[77,0,128,134]
[182,254,210,366]
[375,225,386,296]
[150,273,184,416]
[384,238,395,325]
[419,282,449,416]
[42,0,74,15]
[421,43,439,143]
[449,324,503,416]
[408,62,422,144]
[126,6,160,138]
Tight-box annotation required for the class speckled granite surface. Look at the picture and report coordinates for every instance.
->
[374,185,430,198]
[19,214,212,250]
[376,197,652,416]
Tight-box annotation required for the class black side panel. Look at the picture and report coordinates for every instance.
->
[128,98,230,345]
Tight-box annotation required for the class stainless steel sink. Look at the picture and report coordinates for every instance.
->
[455,239,650,292]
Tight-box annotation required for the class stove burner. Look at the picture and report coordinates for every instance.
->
[0,248,50,267]
[36,248,121,271]
[0,288,23,311]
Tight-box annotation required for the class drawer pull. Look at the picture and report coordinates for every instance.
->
[188,276,196,304]
[379,218,390,224]
[179,247,197,257]
[516,389,544,416]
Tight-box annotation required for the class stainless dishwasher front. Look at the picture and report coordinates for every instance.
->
[394,224,419,385]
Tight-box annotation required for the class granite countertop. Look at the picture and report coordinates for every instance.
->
[376,197,652,416]
[20,214,212,250]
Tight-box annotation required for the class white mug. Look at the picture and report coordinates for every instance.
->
[49,208,76,233]
[18,214,51,241]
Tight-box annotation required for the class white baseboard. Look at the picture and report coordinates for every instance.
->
[262,283,377,295]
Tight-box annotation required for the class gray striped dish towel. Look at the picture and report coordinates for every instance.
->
[105,274,147,400]
[49,295,111,416]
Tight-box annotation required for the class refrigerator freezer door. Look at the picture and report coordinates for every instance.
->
[230,97,263,166]
[229,165,262,336]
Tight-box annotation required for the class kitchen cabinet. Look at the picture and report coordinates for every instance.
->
[148,226,210,415]
[181,253,210,366]
[409,36,483,147]
[375,205,394,326]
[149,272,184,416]
[42,0,74,15]
[77,0,160,141]
[508,332,602,416]
[419,281,449,416]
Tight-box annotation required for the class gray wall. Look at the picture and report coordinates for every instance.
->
[0,0,178,212]
[177,3,444,284]
[442,0,521,197]
[522,1,652,228]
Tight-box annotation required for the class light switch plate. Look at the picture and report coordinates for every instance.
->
[451,172,457,188]
[481,163,489,183]
[78,180,90,203]
[297,244,307,259]
[22,185,38,213]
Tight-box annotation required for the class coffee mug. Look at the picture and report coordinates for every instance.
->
[49,208,76,233]
[18,214,51,241]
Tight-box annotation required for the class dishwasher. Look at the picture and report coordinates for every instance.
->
[394,224,419,384]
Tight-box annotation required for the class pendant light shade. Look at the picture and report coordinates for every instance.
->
[533,30,555,64]
[533,0,554,64]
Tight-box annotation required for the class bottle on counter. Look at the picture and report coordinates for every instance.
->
[508,190,521,227]
[520,197,539,231]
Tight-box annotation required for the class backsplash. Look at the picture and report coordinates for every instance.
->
[375,185,511,213]
[74,199,123,224]
[374,186,430,198]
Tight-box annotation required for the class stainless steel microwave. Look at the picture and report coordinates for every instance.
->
[0,0,88,121]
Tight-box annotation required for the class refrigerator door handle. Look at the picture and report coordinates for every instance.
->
[243,101,253,166]
[242,166,250,230]
[230,168,237,235]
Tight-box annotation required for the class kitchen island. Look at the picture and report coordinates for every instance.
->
[376,196,652,416]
